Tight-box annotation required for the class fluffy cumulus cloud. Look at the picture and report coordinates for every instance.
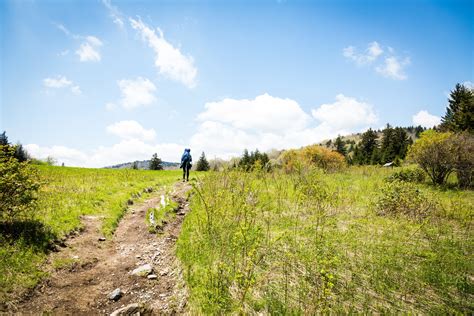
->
[312,94,377,130]
[412,110,441,128]
[43,75,81,95]
[110,77,157,110]
[130,18,197,88]
[190,93,378,159]
[106,120,156,141]
[76,36,103,62]
[198,94,311,132]
[344,41,410,80]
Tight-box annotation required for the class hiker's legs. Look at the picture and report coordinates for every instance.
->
[182,168,186,181]
[186,166,190,181]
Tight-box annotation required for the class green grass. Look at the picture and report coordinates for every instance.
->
[0,165,180,306]
[177,166,473,313]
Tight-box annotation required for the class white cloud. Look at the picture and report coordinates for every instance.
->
[412,110,441,128]
[116,77,157,109]
[376,56,410,80]
[343,41,383,65]
[76,36,102,62]
[43,76,72,88]
[344,41,410,80]
[25,144,89,167]
[102,0,125,28]
[25,141,184,168]
[197,93,310,132]
[130,18,197,88]
[106,120,156,142]
[43,75,81,95]
[312,94,378,130]
[191,93,378,159]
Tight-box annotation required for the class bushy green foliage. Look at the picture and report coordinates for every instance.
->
[280,144,346,172]
[376,180,435,219]
[408,130,454,185]
[0,146,40,222]
[450,132,474,188]
[386,167,426,183]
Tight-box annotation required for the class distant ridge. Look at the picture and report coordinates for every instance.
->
[104,160,180,170]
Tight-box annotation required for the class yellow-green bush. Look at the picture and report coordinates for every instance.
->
[280,144,346,173]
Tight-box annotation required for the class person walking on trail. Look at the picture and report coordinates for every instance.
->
[180,148,192,182]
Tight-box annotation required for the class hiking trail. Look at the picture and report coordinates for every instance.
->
[15,181,192,315]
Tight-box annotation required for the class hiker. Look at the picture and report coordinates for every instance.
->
[180,148,192,182]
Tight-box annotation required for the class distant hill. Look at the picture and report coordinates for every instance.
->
[104,160,180,170]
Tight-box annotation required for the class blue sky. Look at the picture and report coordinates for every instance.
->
[1,0,473,167]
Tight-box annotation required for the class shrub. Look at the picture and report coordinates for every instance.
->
[0,146,40,222]
[280,145,346,173]
[386,167,426,183]
[450,132,474,188]
[407,130,454,185]
[376,180,435,219]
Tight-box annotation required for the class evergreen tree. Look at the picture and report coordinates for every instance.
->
[334,135,346,156]
[359,128,379,164]
[149,153,163,170]
[441,83,474,132]
[14,143,29,162]
[196,152,210,171]
[239,149,251,171]
[131,161,139,170]
[0,131,8,146]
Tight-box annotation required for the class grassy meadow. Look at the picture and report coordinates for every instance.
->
[0,165,180,305]
[177,166,473,313]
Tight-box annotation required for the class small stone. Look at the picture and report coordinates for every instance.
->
[72,255,79,260]
[108,288,122,301]
[131,264,153,277]
[147,274,157,280]
[159,269,169,276]
[98,237,106,241]
[135,255,141,259]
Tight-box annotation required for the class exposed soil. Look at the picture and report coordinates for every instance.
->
[13,181,192,315]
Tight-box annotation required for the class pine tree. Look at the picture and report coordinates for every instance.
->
[149,153,163,170]
[0,131,8,146]
[239,149,251,171]
[359,128,379,164]
[14,143,29,162]
[131,161,139,170]
[441,83,474,132]
[334,136,346,156]
[196,152,210,171]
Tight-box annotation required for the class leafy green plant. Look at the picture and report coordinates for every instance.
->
[376,180,435,219]
[386,167,426,183]
[0,146,40,222]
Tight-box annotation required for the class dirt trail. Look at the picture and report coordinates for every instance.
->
[15,181,192,315]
